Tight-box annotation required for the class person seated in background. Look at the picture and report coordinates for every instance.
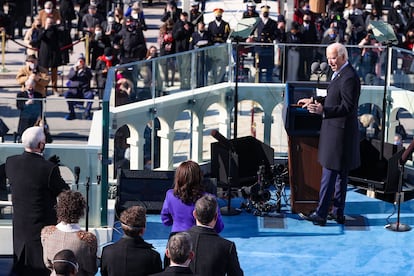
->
[151,232,195,276]
[16,78,43,142]
[64,54,95,120]
[100,205,162,276]
[41,190,98,276]
[52,249,79,276]
[188,195,243,276]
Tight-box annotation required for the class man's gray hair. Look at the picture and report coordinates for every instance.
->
[327,42,348,60]
[22,126,45,149]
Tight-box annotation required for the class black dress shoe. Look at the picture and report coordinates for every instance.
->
[299,212,327,226]
[327,213,346,225]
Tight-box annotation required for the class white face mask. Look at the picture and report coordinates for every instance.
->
[132,13,138,19]
[45,8,52,14]
[29,63,35,70]
[95,31,102,39]
[106,56,112,60]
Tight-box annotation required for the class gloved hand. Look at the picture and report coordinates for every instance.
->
[48,155,61,165]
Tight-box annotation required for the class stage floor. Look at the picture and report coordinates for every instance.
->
[2,186,414,275]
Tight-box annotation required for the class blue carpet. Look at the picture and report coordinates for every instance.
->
[138,187,414,276]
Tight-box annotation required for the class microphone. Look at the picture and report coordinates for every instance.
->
[311,62,321,74]
[320,62,328,73]
[74,166,80,190]
[211,129,235,152]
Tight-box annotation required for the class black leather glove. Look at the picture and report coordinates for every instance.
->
[48,155,60,165]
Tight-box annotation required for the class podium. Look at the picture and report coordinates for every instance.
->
[284,82,328,214]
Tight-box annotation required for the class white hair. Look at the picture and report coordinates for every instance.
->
[21,126,45,149]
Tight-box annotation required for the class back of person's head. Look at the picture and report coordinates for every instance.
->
[173,160,204,204]
[21,126,45,150]
[53,249,79,276]
[57,190,86,224]
[167,232,193,265]
[194,194,218,225]
[120,205,147,236]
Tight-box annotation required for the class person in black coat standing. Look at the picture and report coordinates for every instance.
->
[253,5,278,83]
[38,17,62,95]
[173,12,193,89]
[298,42,361,226]
[187,195,243,276]
[5,126,69,275]
[101,205,162,276]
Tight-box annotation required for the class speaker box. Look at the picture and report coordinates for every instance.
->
[349,139,404,193]
[210,136,274,187]
[115,169,175,217]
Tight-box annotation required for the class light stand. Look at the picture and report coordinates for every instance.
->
[220,149,241,216]
[385,140,414,232]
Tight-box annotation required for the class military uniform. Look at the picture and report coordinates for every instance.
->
[254,7,278,83]
[207,8,230,84]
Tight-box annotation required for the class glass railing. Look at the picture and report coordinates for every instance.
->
[101,42,414,177]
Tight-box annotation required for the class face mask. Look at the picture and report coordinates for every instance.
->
[36,24,41,28]
[329,33,337,39]
[29,63,35,70]
[304,20,310,24]
[107,17,114,23]
[106,56,112,60]
[132,13,138,19]
[150,52,157,58]
[95,31,102,39]
[45,8,52,14]
[263,12,269,18]
[216,16,222,21]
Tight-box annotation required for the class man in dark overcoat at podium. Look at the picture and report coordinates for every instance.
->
[298,42,361,226]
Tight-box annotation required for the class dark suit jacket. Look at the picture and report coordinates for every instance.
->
[187,226,243,276]
[151,266,195,276]
[5,151,69,269]
[318,63,361,171]
[101,235,162,276]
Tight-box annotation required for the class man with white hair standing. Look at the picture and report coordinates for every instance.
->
[5,126,69,275]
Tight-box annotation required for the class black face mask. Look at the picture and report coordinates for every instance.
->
[216,16,222,21]
[263,12,269,18]
[304,20,310,24]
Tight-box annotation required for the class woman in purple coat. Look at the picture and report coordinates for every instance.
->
[161,160,224,233]
[160,160,224,266]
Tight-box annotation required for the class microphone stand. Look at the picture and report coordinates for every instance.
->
[221,148,241,216]
[385,141,414,232]
[85,176,90,232]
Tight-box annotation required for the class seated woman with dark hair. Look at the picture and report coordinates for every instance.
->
[41,190,98,276]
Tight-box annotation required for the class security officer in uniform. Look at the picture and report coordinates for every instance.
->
[243,1,259,18]
[190,1,203,31]
[207,8,230,84]
[253,5,278,83]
